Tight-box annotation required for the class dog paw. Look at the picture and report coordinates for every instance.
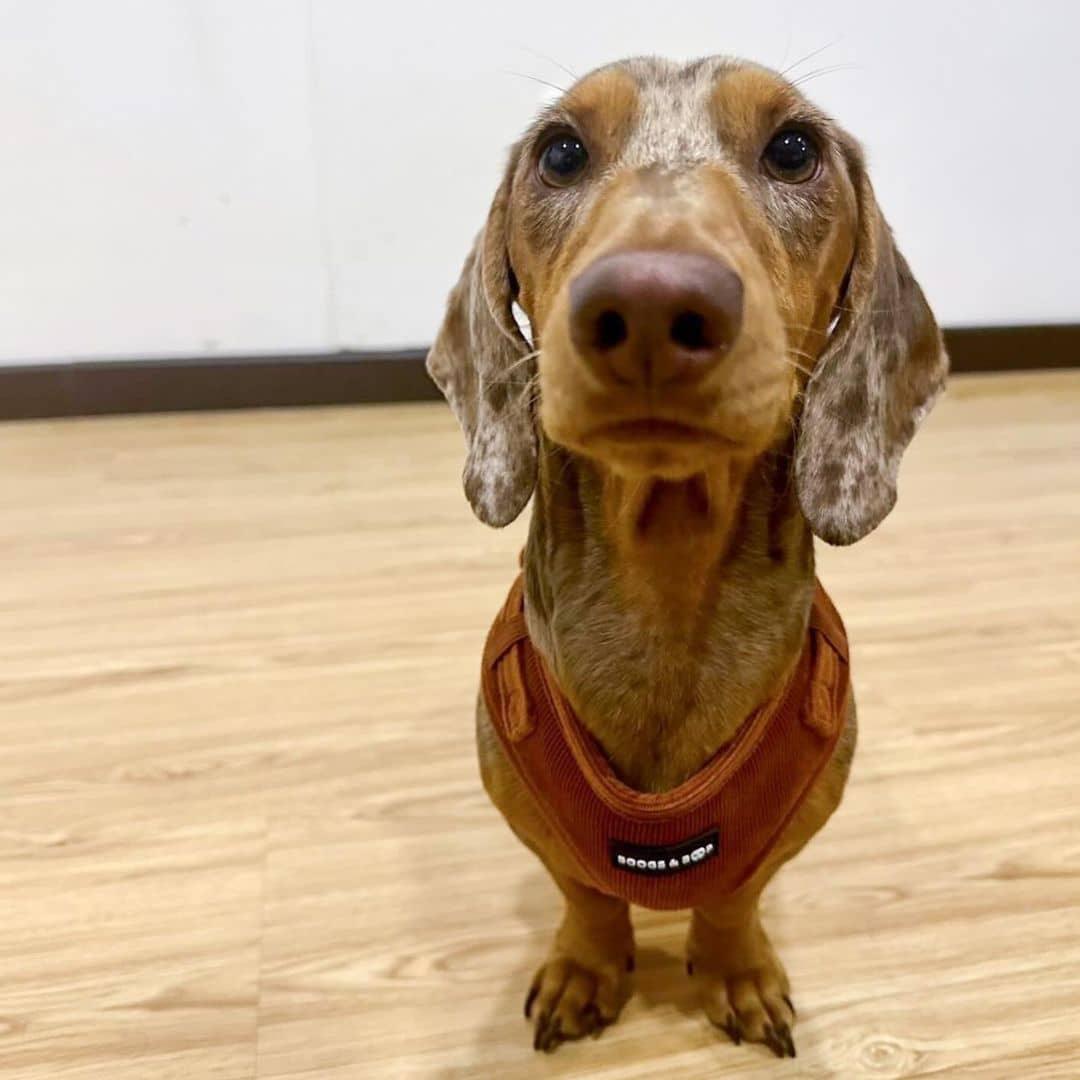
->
[697,966,796,1057]
[524,953,630,1053]
[688,914,796,1058]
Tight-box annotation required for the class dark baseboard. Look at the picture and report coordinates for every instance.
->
[0,349,438,421]
[0,325,1075,421]
[944,323,1078,374]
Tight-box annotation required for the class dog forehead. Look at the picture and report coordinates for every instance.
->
[621,57,731,167]
[568,56,775,170]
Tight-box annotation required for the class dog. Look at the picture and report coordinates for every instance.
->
[426,55,947,1058]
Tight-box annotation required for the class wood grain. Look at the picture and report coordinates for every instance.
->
[1,371,1078,1078]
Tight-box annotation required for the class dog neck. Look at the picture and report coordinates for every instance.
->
[523,434,815,793]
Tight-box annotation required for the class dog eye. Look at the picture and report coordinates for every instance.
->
[762,129,820,183]
[538,133,589,187]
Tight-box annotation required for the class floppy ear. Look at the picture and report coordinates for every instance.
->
[426,149,537,527]
[795,142,948,546]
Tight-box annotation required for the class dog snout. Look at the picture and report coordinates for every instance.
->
[568,251,744,388]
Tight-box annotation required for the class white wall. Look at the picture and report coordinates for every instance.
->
[1,0,1076,364]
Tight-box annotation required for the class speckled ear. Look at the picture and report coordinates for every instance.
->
[795,141,948,546]
[426,149,536,528]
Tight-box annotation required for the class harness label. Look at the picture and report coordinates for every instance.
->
[610,830,719,876]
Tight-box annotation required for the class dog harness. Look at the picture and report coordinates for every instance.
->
[481,574,851,911]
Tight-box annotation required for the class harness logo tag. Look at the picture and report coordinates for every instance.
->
[610,830,719,876]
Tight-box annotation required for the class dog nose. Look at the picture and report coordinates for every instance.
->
[568,251,743,387]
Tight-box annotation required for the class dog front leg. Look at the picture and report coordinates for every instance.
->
[687,892,797,1058]
[526,869,634,1053]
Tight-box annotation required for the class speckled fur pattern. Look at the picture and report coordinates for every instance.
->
[793,142,948,545]
[425,154,538,527]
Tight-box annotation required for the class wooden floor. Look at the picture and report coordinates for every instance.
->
[1,371,1078,1079]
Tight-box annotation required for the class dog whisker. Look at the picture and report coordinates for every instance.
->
[789,63,859,89]
[502,70,570,97]
[509,44,579,83]
[782,357,815,378]
[778,40,842,80]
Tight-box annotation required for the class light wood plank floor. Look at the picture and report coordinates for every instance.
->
[1,371,1078,1079]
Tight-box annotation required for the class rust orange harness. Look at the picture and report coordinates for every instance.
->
[481,575,851,911]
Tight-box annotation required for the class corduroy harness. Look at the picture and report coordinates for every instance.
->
[481,575,851,911]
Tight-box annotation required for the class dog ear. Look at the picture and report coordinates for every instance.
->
[795,141,948,546]
[426,148,537,527]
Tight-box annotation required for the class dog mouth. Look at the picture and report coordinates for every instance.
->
[583,418,740,448]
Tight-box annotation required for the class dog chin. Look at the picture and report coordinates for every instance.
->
[583,438,735,482]
[544,409,781,481]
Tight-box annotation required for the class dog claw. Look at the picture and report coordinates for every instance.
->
[541,1016,563,1053]
[763,1022,796,1058]
[763,1023,784,1058]
[776,1021,797,1058]
[686,960,694,975]
[716,1013,742,1046]
[532,1010,551,1051]
[783,993,797,1019]
[524,983,539,1019]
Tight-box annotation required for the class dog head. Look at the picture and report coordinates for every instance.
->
[427,57,947,544]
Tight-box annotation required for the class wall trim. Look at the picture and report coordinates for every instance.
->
[0,325,1075,421]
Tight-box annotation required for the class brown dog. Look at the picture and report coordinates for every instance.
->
[427,56,947,1058]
